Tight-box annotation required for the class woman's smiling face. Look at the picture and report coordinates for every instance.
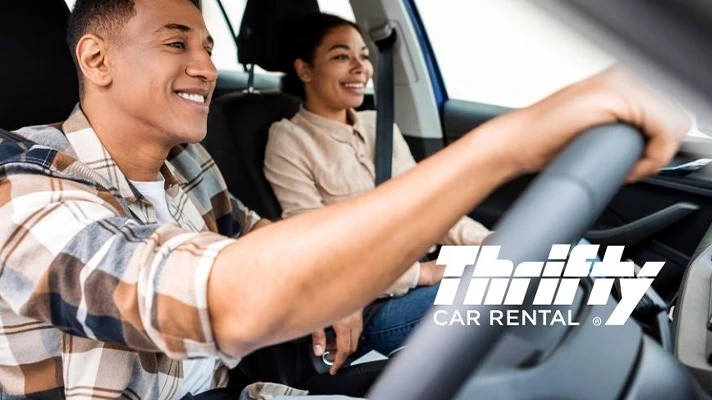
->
[299,25,373,114]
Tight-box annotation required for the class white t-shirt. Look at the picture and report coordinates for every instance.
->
[130,178,216,398]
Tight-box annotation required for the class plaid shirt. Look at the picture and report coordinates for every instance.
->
[0,107,263,399]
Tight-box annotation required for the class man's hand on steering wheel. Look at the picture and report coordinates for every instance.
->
[490,67,692,183]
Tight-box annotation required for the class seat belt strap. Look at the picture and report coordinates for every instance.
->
[372,25,397,186]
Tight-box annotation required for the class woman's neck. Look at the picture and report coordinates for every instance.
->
[303,100,349,125]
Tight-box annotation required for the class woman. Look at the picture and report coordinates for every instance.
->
[264,12,490,374]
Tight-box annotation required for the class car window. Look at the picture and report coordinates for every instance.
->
[414,0,710,138]
[414,0,615,108]
[201,0,244,72]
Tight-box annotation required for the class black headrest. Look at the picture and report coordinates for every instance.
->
[204,91,301,220]
[0,0,79,131]
[237,0,319,72]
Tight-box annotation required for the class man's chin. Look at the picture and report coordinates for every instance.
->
[186,131,208,144]
[173,125,208,144]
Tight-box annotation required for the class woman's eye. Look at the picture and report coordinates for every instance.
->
[168,42,185,50]
[361,54,370,61]
[334,54,349,60]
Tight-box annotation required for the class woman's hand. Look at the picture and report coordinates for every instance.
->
[418,261,445,286]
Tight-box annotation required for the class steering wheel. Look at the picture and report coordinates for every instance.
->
[367,124,646,399]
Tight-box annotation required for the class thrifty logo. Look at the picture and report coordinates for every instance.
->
[433,245,663,326]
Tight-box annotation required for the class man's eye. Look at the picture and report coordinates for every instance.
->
[206,47,213,56]
[168,42,185,50]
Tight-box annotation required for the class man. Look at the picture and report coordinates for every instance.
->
[0,0,690,399]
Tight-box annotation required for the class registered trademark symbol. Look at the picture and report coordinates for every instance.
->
[592,317,602,326]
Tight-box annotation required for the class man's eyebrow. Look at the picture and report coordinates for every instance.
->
[155,23,191,34]
[154,23,214,45]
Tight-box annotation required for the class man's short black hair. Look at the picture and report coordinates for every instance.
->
[66,0,201,96]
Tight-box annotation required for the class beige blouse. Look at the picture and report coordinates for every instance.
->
[264,107,490,295]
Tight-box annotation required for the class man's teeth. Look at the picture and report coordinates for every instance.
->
[343,83,364,89]
[177,92,206,103]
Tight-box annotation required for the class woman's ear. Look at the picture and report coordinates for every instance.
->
[295,59,312,83]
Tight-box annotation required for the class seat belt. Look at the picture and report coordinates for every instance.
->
[371,24,397,186]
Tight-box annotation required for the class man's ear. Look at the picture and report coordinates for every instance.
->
[75,34,113,88]
[294,59,312,83]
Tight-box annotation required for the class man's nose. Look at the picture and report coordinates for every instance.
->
[187,50,218,82]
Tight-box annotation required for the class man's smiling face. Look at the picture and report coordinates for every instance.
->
[104,0,217,145]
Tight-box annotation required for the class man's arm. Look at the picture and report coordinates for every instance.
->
[392,117,490,246]
[0,173,237,363]
[208,68,691,357]
[209,113,518,356]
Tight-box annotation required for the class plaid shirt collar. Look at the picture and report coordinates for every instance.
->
[61,106,186,205]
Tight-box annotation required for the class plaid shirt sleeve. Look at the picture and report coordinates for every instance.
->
[0,145,237,362]
[230,194,262,232]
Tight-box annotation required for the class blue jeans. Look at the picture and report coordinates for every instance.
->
[356,284,439,357]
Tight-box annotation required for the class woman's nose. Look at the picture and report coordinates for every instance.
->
[351,57,365,72]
